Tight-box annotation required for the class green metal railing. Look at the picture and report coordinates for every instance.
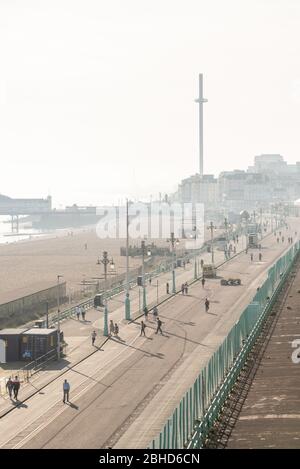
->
[150,241,300,449]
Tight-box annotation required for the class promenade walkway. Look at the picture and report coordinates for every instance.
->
[0,220,298,448]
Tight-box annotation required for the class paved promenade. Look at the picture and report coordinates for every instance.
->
[0,220,298,448]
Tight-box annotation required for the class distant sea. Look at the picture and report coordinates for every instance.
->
[0,216,45,245]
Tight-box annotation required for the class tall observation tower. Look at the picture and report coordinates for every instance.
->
[194,74,208,177]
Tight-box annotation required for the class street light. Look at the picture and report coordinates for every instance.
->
[97,251,115,336]
[57,274,63,360]
[125,198,131,320]
[141,240,151,310]
[207,222,216,264]
[167,232,179,293]
[190,225,198,279]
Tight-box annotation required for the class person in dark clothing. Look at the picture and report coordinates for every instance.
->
[143,306,148,321]
[166,282,169,294]
[205,298,210,312]
[181,284,185,295]
[12,376,20,400]
[201,277,205,288]
[153,306,158,319]
[155,317,163,335]
[184,283,188,295]
[140,321,146,337]
[63,379,70,403]
[6,377,13,399]
[91,330,97,346]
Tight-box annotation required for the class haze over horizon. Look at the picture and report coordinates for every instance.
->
[0,0,300,207]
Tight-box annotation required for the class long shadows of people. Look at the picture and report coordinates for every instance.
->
[12,400,28,409]
[157,316,196,327]
[109,337,164,359]
[66,402,79,410]
[66,366,110,387]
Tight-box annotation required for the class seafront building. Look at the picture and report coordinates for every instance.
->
[173,154,300,214]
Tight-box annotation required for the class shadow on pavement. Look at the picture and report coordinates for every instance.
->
[67,402,79,410]
[109,337,165,359]
[12,400,28,409]
[66,366,111,387]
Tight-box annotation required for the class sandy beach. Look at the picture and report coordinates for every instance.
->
[0,227,143,305]
[0,219,224,306]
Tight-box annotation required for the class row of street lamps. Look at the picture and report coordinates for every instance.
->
[55,214,219,350]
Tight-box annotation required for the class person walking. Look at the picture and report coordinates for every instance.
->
[205,298,210,313]
[153,306,158,319]
[91,330,97,346]
[6,377,13,399]
[82,307,86,321]
[114,323,119,337]
[140,321,146,337]
[184,282,188,295]
[155,317,163,335]
[250,253,253,262]
[201,277,205,288]
[259,252,262,261]
[181,284,185,295]
[12,376,20,400]
[166,282,169,294]
[63,379,70,403]
[76,306,80,320]
[143,306,149,321]
[109,320,114,336]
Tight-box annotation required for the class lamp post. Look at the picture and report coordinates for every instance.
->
[57,274,63,360]
[260,208,263,239]
[98,251,115,336]
[224,217,229,243]
[125,199,131,320]
[167,232,179,293]
[207,222,216,264]
[141,241,151,310]
[191,225,197,280]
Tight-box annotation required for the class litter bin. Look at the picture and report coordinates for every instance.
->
[94,294,104,307]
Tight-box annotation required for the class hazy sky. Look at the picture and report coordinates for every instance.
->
[0,0,300,207]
